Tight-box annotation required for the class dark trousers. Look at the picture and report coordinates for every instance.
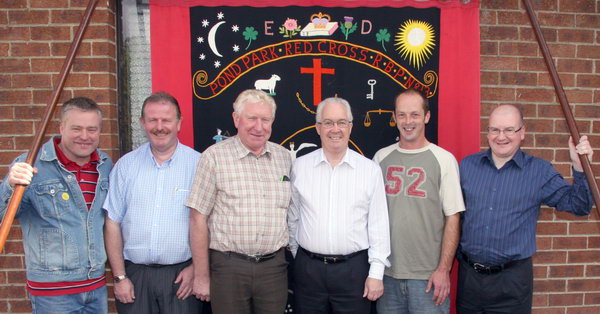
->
[209,248,288,314]
[457,256,533,314]
[293,247,371,314]
[116,259,206,314]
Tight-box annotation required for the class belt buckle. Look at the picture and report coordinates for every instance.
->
[253,255,262,262]
[323,256,338,264]
[473,262,488,273]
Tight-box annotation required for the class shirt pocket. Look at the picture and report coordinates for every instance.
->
[32,180,74,218]
[38,228,80,271]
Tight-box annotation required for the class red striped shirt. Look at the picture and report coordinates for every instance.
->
[26,139,105,296]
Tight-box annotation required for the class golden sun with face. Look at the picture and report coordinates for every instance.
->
[394,20,436,70]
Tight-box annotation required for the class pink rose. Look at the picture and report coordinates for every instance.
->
[284,18,298,31]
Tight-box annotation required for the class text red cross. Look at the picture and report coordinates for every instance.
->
[300,58,335,106]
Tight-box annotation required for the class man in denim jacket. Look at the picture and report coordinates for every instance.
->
[0,97,112,314]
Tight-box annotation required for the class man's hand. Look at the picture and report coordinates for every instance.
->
[7,162,37,188]
[363,277,384,301]
[114,278,135,304]
[569,135,594,172]
[174,264,194,300]
[192,275,210,302]
[426,268,451,306]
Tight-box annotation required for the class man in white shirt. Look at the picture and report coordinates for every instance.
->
[288,97,391,313]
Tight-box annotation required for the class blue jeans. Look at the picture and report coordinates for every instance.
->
[29,285,108,314]
[377,276,449,314]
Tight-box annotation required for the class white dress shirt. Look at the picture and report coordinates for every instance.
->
[288,148,391,280]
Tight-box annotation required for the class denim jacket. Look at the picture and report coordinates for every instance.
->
[0,137,113,282]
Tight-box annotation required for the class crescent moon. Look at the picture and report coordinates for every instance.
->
[208,21,226,57]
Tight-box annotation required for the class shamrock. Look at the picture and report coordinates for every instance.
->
[243,27,258,50]
[376,29,390,52]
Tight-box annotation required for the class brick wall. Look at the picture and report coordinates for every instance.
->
[480,0,600,312]
[0,0,598,313]
[0,0,118,312]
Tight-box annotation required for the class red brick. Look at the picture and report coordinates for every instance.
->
[577,45,600,59]
[520,26,557,42]
[8,10,49,24]
[0,59,30,73]
[532,293,548,307]
[481,71,499,85]
[558,29,595,43]
[549,293,584,306]
[30,0,69,8]
[500,71,537,87]
[547,43,577,58]
[519,57,548,71]
[29,25,71,41]
[90,73,116,89]
[481,0,518,9]
[497,11,528,25]
[537,236,552,250]
[533,279,566,292]
[568,250,600,263]
[518,88,556,103]
[0,11,6,24]
[534,250,567,264]
[480,41,498,55]
[530,0,558,11]
[566,90,593,103]
[56,73,90,88]
[2,0,27,8]
[72,57,116,72]
[0,74,11,89]
[585,292,600,305]
[11,74,52,88]
[10,43,51,57]
[51,42,91,56]
[83,25,116,42]
[568,279,600,291]
[536,133,570,147]
[557,59,594,73]
[72,89,115,104]
[576,75,600,88]
[14,105,48,119]
[92,41,116,58]
[481,26,520,40]
[10,300,32,313]
[590,238,600,249]
[481,87,515,101]
[0,43,8,56]
[538,222,568,235]
[576,14,600,28]
[90,8,116,25]
[538,72,575,87]
[593,121,600,134]
[6,270,26,283]
[481,56,518,70]
[574,104,600,118]
[0,255,23,269]
[32,89,73,105]
[480,10,496,25]
[31,58,64,72]
[553,236,588,249]
[549,265,585,278]
[0,137,14,150]
[0,26,30,41]
[50,9,85,24]
[14,137,34,150]
[538,12,576,27]
[570,222,600,235]
[559,0,595,13]
[0,91,32,105]
[532,308,563,314]
[0,285,26,299]
[499,42,539,56]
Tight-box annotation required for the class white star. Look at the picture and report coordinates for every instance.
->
[232,25,239,32]
[199,53,206,60]
[233,45,240,52]
[201,19,209,27]
[214,60,221,68]
[197,36,204,43]
[217,12,224,20]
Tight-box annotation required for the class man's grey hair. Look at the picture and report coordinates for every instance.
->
[233,89,277,116]
[315,97,353,123]
[61,97,103,122]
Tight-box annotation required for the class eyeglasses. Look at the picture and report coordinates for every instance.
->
[317,119,352,129]
[487,126,523,136]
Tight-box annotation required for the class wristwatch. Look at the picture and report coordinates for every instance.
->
[113,274,128,283]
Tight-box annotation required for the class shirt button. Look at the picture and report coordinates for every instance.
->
[489,207,493,210]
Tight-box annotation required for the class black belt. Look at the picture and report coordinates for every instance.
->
[462,254,527,275]
[220,248,281,263]
[301,247,366,264]
[126,259,191,268]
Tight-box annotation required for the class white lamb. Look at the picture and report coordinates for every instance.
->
[254,74,281,94]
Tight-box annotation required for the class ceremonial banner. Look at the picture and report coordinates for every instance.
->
[149,1,480,312]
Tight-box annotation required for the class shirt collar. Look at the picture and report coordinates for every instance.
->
[233,135,271,159]
[314,148,355,169]
[482,148,524,169]
[53,137,99,168]
[146,140,182,167]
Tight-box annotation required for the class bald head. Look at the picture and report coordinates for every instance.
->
[489,104,524,126]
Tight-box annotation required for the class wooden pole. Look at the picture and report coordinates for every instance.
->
[522,0,600,211]
[0,0,99,252]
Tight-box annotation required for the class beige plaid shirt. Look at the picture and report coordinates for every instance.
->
[186,136,292,255]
